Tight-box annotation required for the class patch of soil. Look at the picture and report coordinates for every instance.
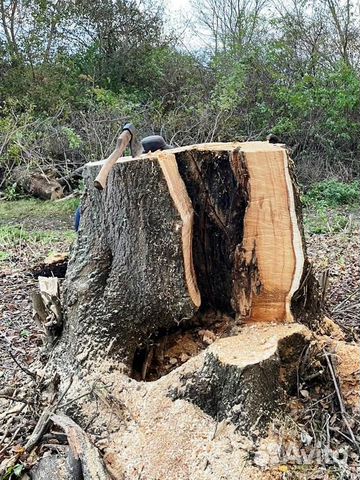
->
[0,207,74,466]
[306,216,360,338]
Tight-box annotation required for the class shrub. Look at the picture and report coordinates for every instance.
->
[303,180,360,208]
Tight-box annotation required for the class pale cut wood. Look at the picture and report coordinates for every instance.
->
[34,276,62,343]
[233,145,304,322]
[158,152,201,308]
[88,141,286,168]
[39,276,59,298]
[156,143,304,322]
[38,276,62,323]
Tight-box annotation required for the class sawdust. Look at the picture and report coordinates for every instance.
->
[59,324,313,480]
[73,360,258,480]
[315,335,360,414]
[332,340,360,414]
[318,316,346,340]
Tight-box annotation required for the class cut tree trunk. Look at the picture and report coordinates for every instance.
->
[59,141,321,373]
[34,141,326,479]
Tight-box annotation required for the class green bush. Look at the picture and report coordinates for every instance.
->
[303,180,360,207]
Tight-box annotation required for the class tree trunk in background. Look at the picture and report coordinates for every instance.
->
[59,141,322,374]
[11,167,64,200]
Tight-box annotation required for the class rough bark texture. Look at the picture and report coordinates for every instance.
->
[39,141,328,480]
[60,142,321,373]
[172,323,311,434]
[63,155,196,367]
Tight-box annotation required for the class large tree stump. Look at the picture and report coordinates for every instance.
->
[43,141,326,479]
[60,141,321,373]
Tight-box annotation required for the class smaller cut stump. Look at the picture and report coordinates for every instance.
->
[173,323,311,433]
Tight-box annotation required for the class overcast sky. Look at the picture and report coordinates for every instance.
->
[163,0,208,51]
[164,0,191,15]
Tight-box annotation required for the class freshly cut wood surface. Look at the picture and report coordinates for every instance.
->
[238,146,304,322]
[88,141,285,168]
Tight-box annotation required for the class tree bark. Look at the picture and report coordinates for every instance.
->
[37,141,326,479]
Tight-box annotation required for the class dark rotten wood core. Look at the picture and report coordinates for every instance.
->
[176,148,247,313]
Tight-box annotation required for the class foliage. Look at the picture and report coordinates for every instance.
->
[303,180,360,208]
[1,0,360,187]
[2,464,24,479]
[3,183,19,200]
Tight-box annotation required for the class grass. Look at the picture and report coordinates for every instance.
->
[302,180,359,235]
[0,225,76,249]
[0,197,80,221]
[0,198,78,262]
[0,251,10,261]
[303,206,356,235]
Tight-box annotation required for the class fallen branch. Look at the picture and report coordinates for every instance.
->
[24,408,52,452]
[323,350,359,450]
[0,332,36,380]
[50,413,110,479]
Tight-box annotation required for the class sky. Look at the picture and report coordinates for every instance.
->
[164,0,192,15]
[163,0,208,51]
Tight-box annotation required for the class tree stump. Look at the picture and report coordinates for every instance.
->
[60,141,321,370]
[48,142,324,478]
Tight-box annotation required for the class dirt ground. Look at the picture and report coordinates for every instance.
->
[0,200,359,479]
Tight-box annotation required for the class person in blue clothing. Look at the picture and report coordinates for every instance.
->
[74,206,81,232]
[74,134,172,232]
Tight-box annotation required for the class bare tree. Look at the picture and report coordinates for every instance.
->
[323,0,360,66]
[192,0,268,54]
